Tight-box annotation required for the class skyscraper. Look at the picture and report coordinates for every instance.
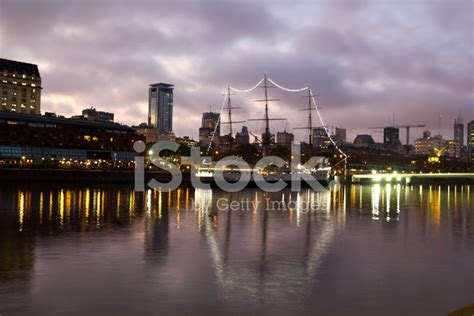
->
[0,58,42,115]
[454,117,464,146]
[468,120,474,163]
[148,83,174,132]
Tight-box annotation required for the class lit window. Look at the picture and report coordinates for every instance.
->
[30,105,35,109]
[84,135,91,141]
[109,137,114,142]
[22,74,26,79]
[92,136,99,142]
[31,84,36,87]
[12,81,17,85]
[21,104,26,108]
[21,83,26,86]
[2,80,7,83]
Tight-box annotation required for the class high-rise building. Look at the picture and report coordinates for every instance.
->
[468,121,474,163]
[0,58,42,115]
[199,112,220,147]
[454,117,464,146]
[383,127,400,144]
[148,83,173,132]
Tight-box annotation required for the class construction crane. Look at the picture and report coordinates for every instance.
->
[369,124,425,145]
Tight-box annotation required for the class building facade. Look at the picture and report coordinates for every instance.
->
[148,83,174,132]
[383,127,400,144]
[468,120,474,163]
[235,126,249,145]
[81,107,114,122]
[454,117,464,146]
[353,134,375,148]
[313,127,331,148]
[1,58,41,115]
[334,127,347,144]
[276,131,294,147]
[0,111,139,162]
[414,133,446,155]
[199,112,220,147]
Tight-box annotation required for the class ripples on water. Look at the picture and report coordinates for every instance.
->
[0,184,473,315]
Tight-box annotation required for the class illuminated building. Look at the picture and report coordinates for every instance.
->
[0,58,41,115]
[415,131,461,158]
[0,111,140,162]
[148,83,174,132]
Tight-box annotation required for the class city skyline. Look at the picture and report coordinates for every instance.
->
[0,0,472,142]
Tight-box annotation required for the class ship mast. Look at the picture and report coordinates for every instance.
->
[220,85,245,151]
[248,73,286,155]
[295,88,318,147]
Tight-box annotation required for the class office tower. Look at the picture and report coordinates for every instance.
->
[383,127,400,144]
[148,83,174,132]
[454,117,464,146]
[0,58,42,115]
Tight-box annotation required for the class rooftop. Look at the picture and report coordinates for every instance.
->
[149,82,174,87]
[0,111,132,131]
[0,58,41,78]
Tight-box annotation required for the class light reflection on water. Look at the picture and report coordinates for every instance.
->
[0,184,473,315]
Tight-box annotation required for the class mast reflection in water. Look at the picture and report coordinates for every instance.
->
[0,184,473,315]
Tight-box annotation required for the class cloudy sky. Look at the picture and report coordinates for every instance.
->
[1,0,472,143]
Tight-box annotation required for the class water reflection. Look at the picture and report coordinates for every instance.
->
[0,183,473,314]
